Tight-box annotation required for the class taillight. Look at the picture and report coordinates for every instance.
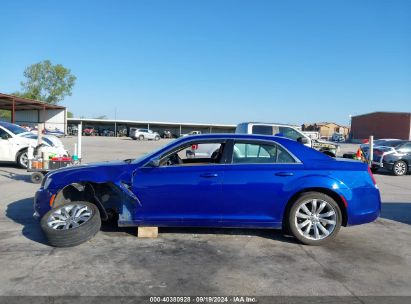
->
[367,166,377,185]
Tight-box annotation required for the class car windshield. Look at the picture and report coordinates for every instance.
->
[2,123,28,135]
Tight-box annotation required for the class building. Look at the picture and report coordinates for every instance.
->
[68,118,236,136]
[302,122,350,139]
[0,93,67,133]
[351,112,411,140]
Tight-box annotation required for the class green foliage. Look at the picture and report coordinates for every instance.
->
[14,60,76,104]
[0,110,11,121]
[67,111,74,118]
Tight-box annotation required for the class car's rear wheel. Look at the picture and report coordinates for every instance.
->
[393,160,408,176]
[139,135,144,140]
[17,149,29,168]
[155,135,160,141]
[40,201,101,247]
[288,192,342,245]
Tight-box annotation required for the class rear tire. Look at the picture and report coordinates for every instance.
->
[155,135,160,141]
[393,160,408,176]
[41,201,101,247]
[287,192,342,246]
[139,135,144,140]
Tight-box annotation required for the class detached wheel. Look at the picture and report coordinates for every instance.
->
[31,172,44,184]
[41,202,101,247]
[288,192,342,246]
[139,135,144,140]
[393,160,408,176]
[17,149,29,169]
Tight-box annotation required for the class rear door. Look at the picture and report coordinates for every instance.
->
[221,139,305,226]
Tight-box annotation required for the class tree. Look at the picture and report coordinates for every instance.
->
[14,60,76,104]
[67,111,74,118]
[0,110,10,121]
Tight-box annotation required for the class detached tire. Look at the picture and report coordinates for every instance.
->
[288,192,342,246]
[41,201,101,247]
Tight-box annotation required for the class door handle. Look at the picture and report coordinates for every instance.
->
[275,172,294,177]
[200,173,218,178]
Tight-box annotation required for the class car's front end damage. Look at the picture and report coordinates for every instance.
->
[33,160,142,224]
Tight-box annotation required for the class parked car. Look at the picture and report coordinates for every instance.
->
[236,122,339,157]
[331,133,345,142]
[130,128,160,140]
[83,127,97,136]
[181,130,202,137]
[162,130,176,139]
[360,138,401,160]
[370,140,411,176]
[0,122,67,168]
[34,134,380,247]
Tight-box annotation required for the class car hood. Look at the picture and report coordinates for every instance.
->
[46,160,136,190]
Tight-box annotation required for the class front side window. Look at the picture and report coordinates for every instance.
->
[160,141,226,166]
[232,141,296,164]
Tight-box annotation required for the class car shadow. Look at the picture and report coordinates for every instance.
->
[381,202,411,225]
[0,168,31,183]
[5,197,48,245]
[8,197,408,246]
[158,227,298,243]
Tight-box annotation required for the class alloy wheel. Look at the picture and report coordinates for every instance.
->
[295,199,337,240]
[20,152,28,168]
[47,204,93,230]
[394,162,407,176]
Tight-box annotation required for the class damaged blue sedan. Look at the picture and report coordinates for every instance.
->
[34,134,381,247]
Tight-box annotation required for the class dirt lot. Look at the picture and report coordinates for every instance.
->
[0,137,410,296]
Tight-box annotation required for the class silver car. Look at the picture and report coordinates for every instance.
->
[130,128,160,141]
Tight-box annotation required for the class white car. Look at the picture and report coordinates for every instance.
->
[0,122,67,168]
[129,128,160,141]
[181,131,202,137]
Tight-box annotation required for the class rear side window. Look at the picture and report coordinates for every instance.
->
[232,141,296,164]
[251,125,273,135]
[278,127,302,141]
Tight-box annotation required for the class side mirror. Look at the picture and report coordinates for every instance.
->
[298,137,309,144]
[1,133,10,140]
[148,158,160,167]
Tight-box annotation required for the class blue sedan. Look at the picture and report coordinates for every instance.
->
[34,134,381,247]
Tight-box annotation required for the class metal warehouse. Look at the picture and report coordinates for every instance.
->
[351,111,411,140]
[0,93,67,132]
[68,118,236,136]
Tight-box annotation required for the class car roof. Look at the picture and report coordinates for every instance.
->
[174,133,330,161]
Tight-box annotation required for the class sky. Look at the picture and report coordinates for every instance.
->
[0,0,410,126]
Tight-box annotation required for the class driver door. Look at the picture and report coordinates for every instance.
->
[131,140,228,226]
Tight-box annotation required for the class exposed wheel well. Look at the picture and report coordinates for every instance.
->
[53,182,124,221]
[282,188,348,229]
